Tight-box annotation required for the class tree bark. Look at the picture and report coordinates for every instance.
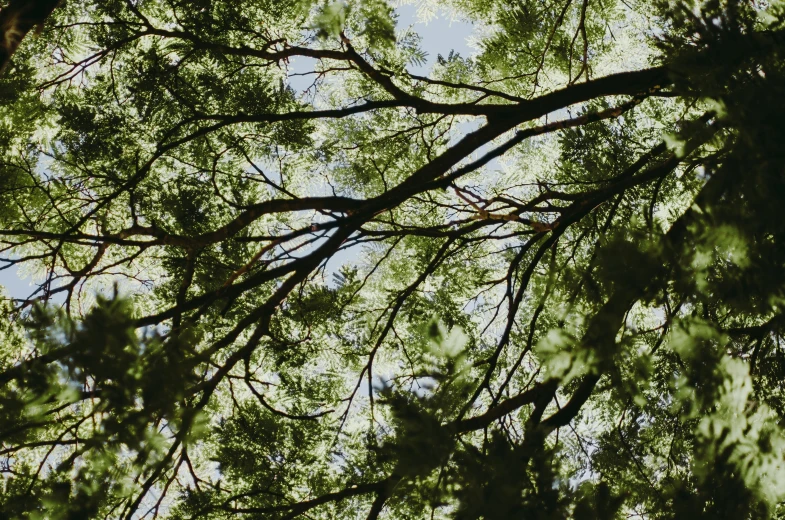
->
[0,0,60,72]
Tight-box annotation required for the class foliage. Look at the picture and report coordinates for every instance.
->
[1,0,785,518]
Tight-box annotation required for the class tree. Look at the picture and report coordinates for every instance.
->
[0,0,61,72]
[0,0,784,517]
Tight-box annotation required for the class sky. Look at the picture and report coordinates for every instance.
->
[394,2,476,73]
[0,3,478,302]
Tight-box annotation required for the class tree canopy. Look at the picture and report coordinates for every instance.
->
[1,0,785,518]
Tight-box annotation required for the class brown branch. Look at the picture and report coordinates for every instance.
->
[0,0,60,72]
